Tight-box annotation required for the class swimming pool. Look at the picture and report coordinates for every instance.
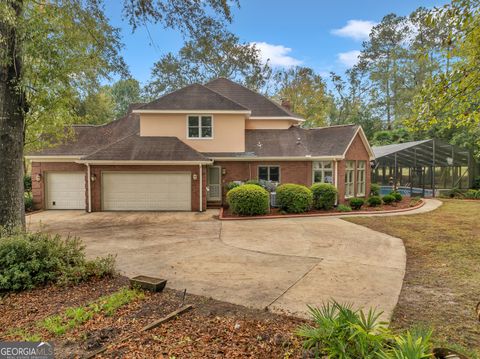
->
[379,186,433,197]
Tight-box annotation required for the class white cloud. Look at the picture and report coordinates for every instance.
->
[337,50,361,67]
[250,42,302,67]
[331,20,377,41]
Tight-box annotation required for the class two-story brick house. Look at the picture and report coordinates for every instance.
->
[27,78,374,212]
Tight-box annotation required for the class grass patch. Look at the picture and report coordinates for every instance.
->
[14,287,144,340]
[345,199,480,357]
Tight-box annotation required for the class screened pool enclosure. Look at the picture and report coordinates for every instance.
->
[372,139,475,197]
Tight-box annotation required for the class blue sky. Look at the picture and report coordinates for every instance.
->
[104,0,449,86]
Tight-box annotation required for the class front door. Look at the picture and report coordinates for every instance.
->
[207,166,221,201]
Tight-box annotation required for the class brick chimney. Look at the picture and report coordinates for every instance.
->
[281,98,291,111]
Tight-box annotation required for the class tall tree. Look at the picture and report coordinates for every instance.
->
[273,67,332,128]
[75,86,116,125]
[110,78,143,118]
[407,0,480,157]
[328,69,383,139]
[358,14,411,129]
[0,0,238,229]
[146,28,271,97]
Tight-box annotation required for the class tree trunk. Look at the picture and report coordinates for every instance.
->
[0,1,26,231]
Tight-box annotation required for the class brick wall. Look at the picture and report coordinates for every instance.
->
[31,162,87,210]
[337,133,372,203]
[214,160,314,204]
[31,162,207,212]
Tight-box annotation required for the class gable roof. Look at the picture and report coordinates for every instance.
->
[27,111,140,157]
[81,133,209,162]
[205,78,304,120]
[203,124,363,158]
[135,83,249,112]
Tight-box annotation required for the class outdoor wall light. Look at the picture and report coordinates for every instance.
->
[35,173,42,182]
[90,174,96,182]
[192,173,198,180]
[221,168,227,175]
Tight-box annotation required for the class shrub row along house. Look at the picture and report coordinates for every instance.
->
[27,78,374,212]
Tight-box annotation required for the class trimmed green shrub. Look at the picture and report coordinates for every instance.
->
[382,194,395,205]
[225,181,241,192]
[24,192,34,212]
[349,198,365,210]
[476,191,480,199]
[370,183,380,196]
[367,195,382,207]
[337,204,352,212]
[464,189,478,199]
[0,230,116,292]
[24,175,32,192]
[227,184,269,216]
[276,184,313,213]
[390,191,403,202]
[310,183,337,210]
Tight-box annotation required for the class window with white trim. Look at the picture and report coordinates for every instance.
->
[188,115,212,138]
[345,161,355,198]
[258,166,280,182]
[312,161,333,184]
[357,160,366,196]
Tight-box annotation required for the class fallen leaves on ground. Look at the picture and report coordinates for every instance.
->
[0,275,306,358]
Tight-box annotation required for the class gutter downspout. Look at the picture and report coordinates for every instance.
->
[86,163,92,213]
[199,164,203,212]
[334,160,338,205]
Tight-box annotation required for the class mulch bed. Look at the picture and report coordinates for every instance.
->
[0,276,306,358]
[221,197,419,219]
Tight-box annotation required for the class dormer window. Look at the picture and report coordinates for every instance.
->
[187,115,213,139]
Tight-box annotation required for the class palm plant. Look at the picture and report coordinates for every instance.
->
[296,301,390,358]
[379,327,433,359]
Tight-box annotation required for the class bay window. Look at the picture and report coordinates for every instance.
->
[345,161,355,198]
[357,161,366,196]
[312,161,333,184]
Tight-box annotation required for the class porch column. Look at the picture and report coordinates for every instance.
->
[199,164,203,212]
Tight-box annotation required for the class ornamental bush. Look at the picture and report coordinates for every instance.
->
[337,204,352,212]
[382,194,395,205]
[465,189,478,199]
[390,191,403,202]
[0,230,116,292]
[367,195,382,207]
[370,183,380,196]
[276,184,313,213]
[226,184,269,216]
[310,183,337,210]
[349,198,365,210]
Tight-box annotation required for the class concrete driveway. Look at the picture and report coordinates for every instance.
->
[27,210,406,319]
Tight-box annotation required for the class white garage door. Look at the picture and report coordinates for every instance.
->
[102,172,191,211]
[46,172,85,209]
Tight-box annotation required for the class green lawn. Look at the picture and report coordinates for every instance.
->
[346,199,480,357]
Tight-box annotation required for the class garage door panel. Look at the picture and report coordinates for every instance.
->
[102,172,191,211]
[46,172,85,210]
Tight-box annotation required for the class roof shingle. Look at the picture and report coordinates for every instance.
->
[137,83,249,112]
[205,78,304,119]
[82,134,208,162]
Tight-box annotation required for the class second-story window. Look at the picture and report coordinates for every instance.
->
[188,115,212,139]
